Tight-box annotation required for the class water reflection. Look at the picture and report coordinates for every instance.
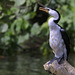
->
[0,53,75,75]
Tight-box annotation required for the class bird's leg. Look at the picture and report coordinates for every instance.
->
[48,54,64,65]
[56,54,64,64]
[48,57,57,65]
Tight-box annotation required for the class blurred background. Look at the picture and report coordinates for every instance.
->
[0,0,75,75]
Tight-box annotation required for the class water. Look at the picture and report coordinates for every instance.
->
[0,53,75,75]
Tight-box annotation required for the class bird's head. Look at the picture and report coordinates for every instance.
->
[39,7,60,23]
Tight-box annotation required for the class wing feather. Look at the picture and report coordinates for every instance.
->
[60,29,70,57]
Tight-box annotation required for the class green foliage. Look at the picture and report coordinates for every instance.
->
[0,0,75,55]
[31,23,41,36]
[14,0,25,6]
[0,23,8,33]
[40,19,49,36]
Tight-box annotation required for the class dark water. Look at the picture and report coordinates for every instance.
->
[0,53,75,75]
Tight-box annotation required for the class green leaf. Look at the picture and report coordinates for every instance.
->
[0,24,8,33]
[0,5,2,10]
[31,23,41,36]
[17,35,25,44]
[15,18,23,33]
[34,4,37,12]
[40,19,49,36]
[10,20,16,35]
[71,0,75,7]
[14,0,25,6]
[11,7,19,14]
[23,12,36,20]
[17,33,29,44]
[9,15,15,20]
[31,0,36,3]
[24,33,29,40]
[23,14,30,20]
[74,47,75,52]
[30,12,36,19]
[1,36,10,45]
[41,20,48,29]
[26,0,31,6]
[0,13,5,19]
[10,18,22,34]
[22,20,30,29]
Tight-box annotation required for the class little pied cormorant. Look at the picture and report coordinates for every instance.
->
[39,7,70,64]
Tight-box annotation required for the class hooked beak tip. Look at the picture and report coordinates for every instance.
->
[39,7,49,13]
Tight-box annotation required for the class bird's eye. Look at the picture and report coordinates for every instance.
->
[47,9,50,11]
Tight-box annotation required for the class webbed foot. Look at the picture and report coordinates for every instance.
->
[56,58,62,64]
[48,55,64,65]
[56,56,64,64]
[48,57,57,65]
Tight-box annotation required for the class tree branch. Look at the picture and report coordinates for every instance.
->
[43,60,75,75]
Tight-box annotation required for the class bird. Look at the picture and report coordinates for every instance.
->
[39,7,70,64]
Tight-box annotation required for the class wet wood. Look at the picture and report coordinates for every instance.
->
[43,60,75,75]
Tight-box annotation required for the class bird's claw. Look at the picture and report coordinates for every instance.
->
[48,57,63,65]
[48,57,57,65]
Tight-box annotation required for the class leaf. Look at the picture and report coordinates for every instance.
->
[34,4,37,12]
[11,7,19,14]
[74,47,75,52]
[22,20,30,29]
[1,36,10,45]
[23,33,29,40]
[17,33,29,44]
[71,0,75,7]
[26,0,31,6]
[30,12,36,19]
[9,15,15,20]
[0,5,2,10]
[0,13,5,19]
[23,14,30,20]
[0,24,8,33]
[40,19,49,36]
[17,35,25,44]
[10,20,17,35]
[23,12,36,20]
[10,18,22,34]
[31,0,36,3]
[14,0,25,6]
[15,18,22,33]
[41,20,48,29]
[31,23,41,36]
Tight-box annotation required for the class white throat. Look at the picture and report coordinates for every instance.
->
[48,14,59,29]
[48,17,56,28]
[48,9,60,24]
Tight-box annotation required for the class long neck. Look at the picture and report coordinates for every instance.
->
[48,12,60,27]
[48,10,60,32]
[53,12,60,23]
[48,17,59,31]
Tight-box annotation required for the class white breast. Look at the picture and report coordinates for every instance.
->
[49,25,65,58]
[50,29,61,49]
[48,17,67,58]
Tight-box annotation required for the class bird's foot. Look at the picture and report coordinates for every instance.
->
[56,58,62,64]
[48,56,64,65]
[56,56,64,64]
[48,57,57,65]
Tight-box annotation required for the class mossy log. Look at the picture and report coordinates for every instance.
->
[43,60,75,75]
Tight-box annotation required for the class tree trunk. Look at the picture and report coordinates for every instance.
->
[43,60,75,75]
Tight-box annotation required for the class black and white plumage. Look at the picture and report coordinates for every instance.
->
[39,7,70,64]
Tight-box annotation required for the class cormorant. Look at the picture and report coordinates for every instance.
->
[39,7,70,64]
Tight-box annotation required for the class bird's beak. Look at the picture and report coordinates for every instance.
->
[39,7,49,13]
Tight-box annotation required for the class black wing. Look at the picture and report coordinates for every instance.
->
[60,29,70,57]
